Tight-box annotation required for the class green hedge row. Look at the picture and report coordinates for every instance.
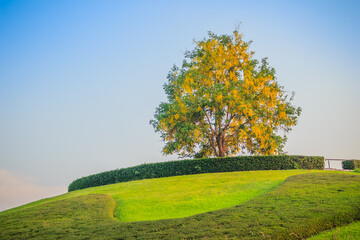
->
[342,160,360,170]
[68,155,324,192]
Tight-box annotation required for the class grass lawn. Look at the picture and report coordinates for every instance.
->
[0,170,359,239]
[307,170,360,240]
[1,169,315,222]
[308,221,360,239]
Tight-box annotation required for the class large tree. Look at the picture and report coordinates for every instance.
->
[150,30,301,158]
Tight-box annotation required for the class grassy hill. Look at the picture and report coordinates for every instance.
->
[308,220,360,239]
[0,170,359,239]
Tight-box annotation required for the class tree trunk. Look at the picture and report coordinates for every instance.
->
[218,148,225,157]
[216,133,226,157]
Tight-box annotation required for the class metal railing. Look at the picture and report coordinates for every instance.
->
[324,159,345,170]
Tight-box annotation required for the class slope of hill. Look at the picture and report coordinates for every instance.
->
[0,170,359,239]
[1,169,314,222]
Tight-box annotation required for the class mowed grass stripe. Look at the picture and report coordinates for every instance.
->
[0,171,359,239]
[100,169,317,221]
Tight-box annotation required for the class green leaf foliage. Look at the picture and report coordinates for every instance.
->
[342,160,360,170]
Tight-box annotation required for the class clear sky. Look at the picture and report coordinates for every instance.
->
[1,0,359,211]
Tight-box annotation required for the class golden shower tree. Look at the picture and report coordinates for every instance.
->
[150,30,301,158]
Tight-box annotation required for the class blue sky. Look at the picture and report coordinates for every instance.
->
[1,0,359,210]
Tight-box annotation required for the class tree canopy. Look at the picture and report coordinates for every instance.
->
[150,30,301,158]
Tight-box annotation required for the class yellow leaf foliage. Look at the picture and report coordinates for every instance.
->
[151,30,300,157]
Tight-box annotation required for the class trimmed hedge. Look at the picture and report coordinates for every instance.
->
[68,155,324,192]
[342,160,360,170]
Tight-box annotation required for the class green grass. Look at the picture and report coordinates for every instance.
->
[307,221,360,240]
[0,170,360,239]
[103,169,314,221]
[307,169,360,240]
[1,169,313,222]
[0,194,116,239]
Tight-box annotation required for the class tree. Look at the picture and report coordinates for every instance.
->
[150,30,301,158]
